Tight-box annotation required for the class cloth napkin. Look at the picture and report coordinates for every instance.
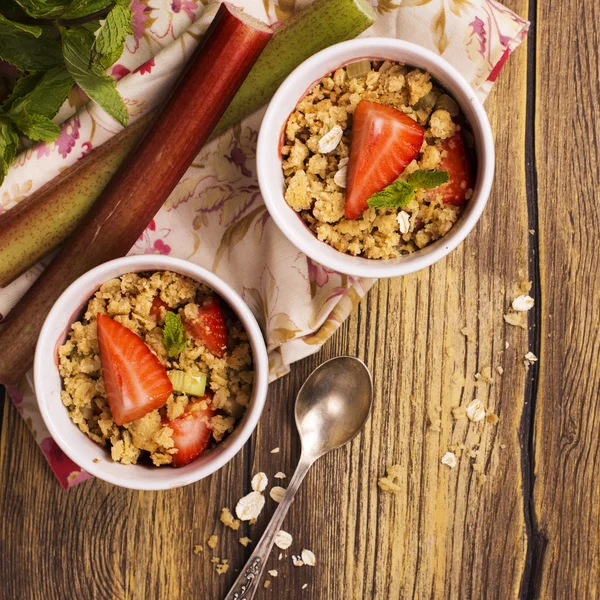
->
[0,0,528,488]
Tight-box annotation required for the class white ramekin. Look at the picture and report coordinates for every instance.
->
[34,255,269,490]
[257,38,495,278]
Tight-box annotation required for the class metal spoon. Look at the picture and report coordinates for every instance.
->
[225,356,373,600]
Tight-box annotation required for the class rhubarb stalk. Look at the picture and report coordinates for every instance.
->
[0,3,272,385]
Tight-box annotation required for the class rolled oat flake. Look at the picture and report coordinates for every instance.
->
[318,125,343,153]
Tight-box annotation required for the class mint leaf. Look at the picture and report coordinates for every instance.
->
[94,3,132,69]
[61,26,128,127]
[2,72,44,111]
[163,312,187,358]
[367,179,415,209]
[406,169,449,189]
[12,0,71,19]
[61,0,114,19]
[7,68,74,119]
[0,119,20,181]
[0,15,63,71]
[7,108,60,141]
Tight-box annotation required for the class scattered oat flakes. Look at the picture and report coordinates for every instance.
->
[292,555,305,567]
[378,464,402,493]
[274,530,293,550]
[504,312,527,329]
[466,399,486,422]
[211,557,220,564]
[92,458,100,463]
[441,452,457,468]
[512,294,534,311]
[251,472,269,493]
[505,341,510,349]
[239,537,252,547]
[193,545,203,555]
[334,165,348,188]
[529,229,535,235]
[236,491,266,521]
[264,580,271,589]
[397,210,410,234]
[301,549,316,566]
[302,584,308,590]
[220,507,241,531]
[270,486,286,503]
[318,125,343,153]
[270,447,280,454]
[278,553,283,560]
[524,352,538,366]
[496,366,504,375]
[268,569,278,577]
[274,472,286,479]
[249,517,257,525]
[207,535,218,549]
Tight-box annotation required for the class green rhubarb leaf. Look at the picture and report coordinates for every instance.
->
[163,312,188,358]
[61,26,128,127]
[0,15,63,71]
[94,3,132,69]
[367,179,415,209]
[7,108,61,141]
[406,168,449,189]
[7,67,74,119]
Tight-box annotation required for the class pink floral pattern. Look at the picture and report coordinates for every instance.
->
[0,0,527,487]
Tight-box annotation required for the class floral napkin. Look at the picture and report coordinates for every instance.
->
[0,0,528,488]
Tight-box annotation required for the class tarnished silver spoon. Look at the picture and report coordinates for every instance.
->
[225,356,373,600]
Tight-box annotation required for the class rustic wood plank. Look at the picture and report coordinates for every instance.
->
[531,0,600,597]
[0,1,535,596]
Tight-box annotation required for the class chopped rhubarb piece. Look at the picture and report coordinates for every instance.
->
[150,297,169,321]
[97,314,173,425]
[345,100,424,219]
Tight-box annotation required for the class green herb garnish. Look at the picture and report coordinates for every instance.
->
[0,1,133,185]
[366,169,450,209]
[163,312,187,359]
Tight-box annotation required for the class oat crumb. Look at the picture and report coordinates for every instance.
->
[496,366,504,375]
[466,399,486,422]
[268,569,278,577]
[193,545,203,555]
[292,555,305,567]
[486,412,500,424]
[263,580,271,589]
[504,312,527,329]
[220,507,241,531]
[452,406,466,420]
[512,294,534,311]
[524,352,538,367]
[270,447,280,454]
[378,464,403,493]
[207,535,218,549]
[302,584,308,590]
[239,537,252,547]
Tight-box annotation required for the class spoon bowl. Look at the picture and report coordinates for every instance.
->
[295,356,373,458]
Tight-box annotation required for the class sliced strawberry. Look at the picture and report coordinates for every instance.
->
[149,297,169,321]
[166,395,215,467]
[437,132,473,205]
[96,314,173,426]
[183,296,227,357]
[345,100,424,219]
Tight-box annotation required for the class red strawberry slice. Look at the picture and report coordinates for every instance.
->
[167,395,215,467]
[96,314,173,426]
[437,132,473,205]
[183,296,227,357]
[149,297,169,321]
[345,100,424,219]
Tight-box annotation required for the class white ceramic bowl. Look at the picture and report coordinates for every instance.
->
[34,255,269,490]
[257,38,495,278]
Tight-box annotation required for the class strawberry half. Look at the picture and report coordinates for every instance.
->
[183,296,227,357]
[166,395,215,467]
[149,297,169,321]
[437,132,473,205]
[96,314,173,426]
[345,100,424,219]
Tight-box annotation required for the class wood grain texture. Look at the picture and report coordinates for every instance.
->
[531,0,600,597]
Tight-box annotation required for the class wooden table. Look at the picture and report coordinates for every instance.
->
[1,1,598,597]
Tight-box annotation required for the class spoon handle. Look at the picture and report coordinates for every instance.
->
[224,455,313,600]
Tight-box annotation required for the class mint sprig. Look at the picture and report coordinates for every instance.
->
[366,169,450,209]
[0,1,133,187]
[163,312,188,359]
